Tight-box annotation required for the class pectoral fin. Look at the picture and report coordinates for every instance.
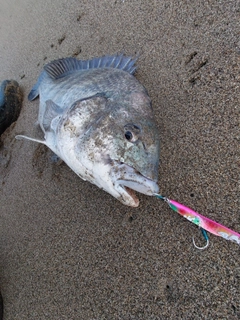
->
[42,100,63,132]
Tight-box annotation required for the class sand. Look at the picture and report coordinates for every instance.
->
[0,0,239,319]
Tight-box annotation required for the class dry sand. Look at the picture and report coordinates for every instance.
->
[0,0,240,319]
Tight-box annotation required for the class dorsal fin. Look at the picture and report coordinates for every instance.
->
[44,54,138,80]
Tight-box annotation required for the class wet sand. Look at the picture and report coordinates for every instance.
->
[0,0,239,319]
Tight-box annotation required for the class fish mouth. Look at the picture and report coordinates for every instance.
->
[112,162,159,207]
[114,184,140,207]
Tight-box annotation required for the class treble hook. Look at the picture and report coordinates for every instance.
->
[193,228,209,250]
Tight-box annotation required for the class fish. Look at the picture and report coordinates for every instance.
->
[16,54,160,207]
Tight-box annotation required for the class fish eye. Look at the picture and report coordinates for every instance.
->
[124,123,141,143]
[125,131,133,141]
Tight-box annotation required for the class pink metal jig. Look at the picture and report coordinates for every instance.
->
[154,194,240,248]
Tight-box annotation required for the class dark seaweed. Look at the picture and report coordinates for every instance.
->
[0,290,3,320]
[0,80,23,135]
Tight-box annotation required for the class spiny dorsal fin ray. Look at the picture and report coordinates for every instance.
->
[44,54,138,80]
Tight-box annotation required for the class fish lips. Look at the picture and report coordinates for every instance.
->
[111,163,159,207]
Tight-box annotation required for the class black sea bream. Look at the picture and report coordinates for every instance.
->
[16,54,160,207]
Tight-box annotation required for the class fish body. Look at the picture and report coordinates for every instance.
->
[16,54,160,206]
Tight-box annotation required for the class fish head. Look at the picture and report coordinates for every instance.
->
[105,94,160,206]
[58,93,160,207]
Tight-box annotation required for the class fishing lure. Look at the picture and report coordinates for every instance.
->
[154,194,240,249]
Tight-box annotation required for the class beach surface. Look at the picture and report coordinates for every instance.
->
[0,0,239,319]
